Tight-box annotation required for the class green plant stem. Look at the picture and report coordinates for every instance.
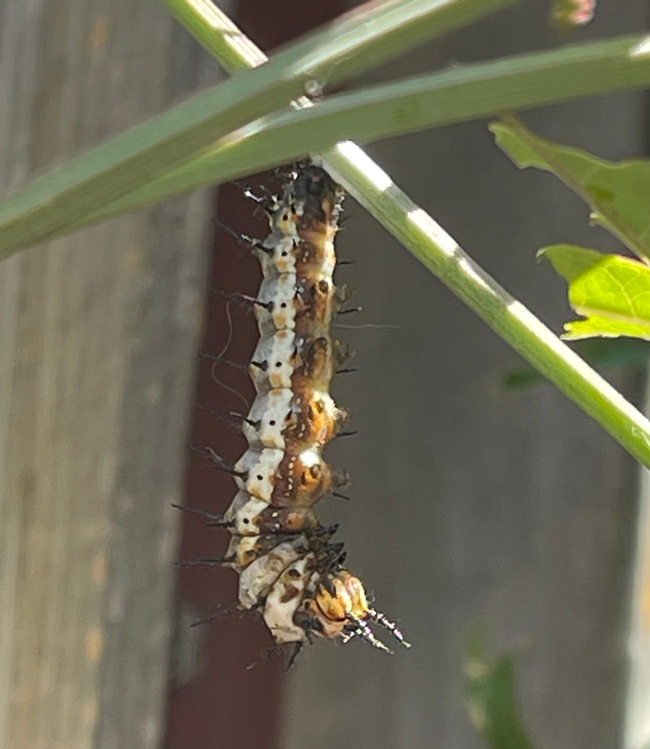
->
[163,0,520,82]
[0,0,518,259]
[159,0,266,73]
[161,0,650,468]
[324,145,650,467]
[67,33,650,234]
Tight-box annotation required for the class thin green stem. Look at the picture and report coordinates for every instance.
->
[65,33,650,234]
[159,0,650,468]
[159,0,266,73]
[163,0,521,82]
[0,0,518,259]
[325,144,650,468]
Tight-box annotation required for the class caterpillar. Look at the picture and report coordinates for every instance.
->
[186,162,409,657]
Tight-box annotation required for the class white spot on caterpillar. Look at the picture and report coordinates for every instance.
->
[235,448,284,502]
[243,389,294,450]
[239,539,307,610]
[224,493,270,536]
[256,274,298,333]
[263,556,312,643]
[250,330,297,392]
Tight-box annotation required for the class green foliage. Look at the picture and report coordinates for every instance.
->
[62,34,650,241]
[466,636,536,749]
[493,117,650,345]
[3,0,650,471]
[0,0,521,258]
[492,117,650,261]
[539,245,650,339]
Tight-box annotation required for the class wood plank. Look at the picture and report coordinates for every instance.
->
[0,0,224,746]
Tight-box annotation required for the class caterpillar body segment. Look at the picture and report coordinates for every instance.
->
[222,491,319,537]
[242,388,348,451]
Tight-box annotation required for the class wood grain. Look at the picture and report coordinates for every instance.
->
[0,1,223,746]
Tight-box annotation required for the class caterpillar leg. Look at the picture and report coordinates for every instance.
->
[212,216,266,252]
[211,286,272,313]
[198,351,249,373]
[194,402,243,433]
[191,445,246,480]
[171,502,224,524]
[233,180,278,213]
[285,641,304,671]
[174,555,236,568]
[189,601,262,629]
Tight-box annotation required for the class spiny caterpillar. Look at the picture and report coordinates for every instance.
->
[183,162,409,658]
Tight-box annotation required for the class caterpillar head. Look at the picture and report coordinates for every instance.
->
[302,570,411,653]
[309,571,369,635]
[290,163,344,229]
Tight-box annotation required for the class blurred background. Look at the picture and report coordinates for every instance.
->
[1,0,649,748]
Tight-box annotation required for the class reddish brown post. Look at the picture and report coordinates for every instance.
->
[164,3,347,748]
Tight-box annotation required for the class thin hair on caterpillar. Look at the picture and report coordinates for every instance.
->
[182,160,410,655]
[201,296,252,412]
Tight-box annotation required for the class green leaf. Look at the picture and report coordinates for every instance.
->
[147,1,650,473]
[536,244,604,282]
[466,635,537,749]
[8,33,650,256]
[541,244,650,340]
[59,34,650,242]
[492,117,650,261]
[0,0,519,259]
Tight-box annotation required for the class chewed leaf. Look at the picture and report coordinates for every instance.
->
[540,244,650,340]
[466,634,536,749]
[491,118,650,261]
